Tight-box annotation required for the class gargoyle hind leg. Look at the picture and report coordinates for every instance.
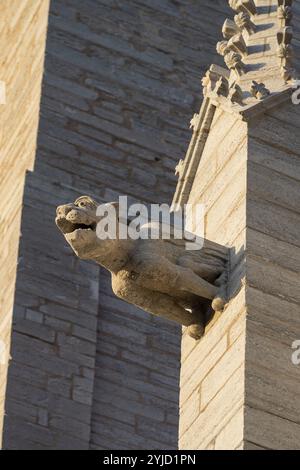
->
[177,267,226,312]
[178,258,223,279]
[177,267,218,300]
[127,287,205,329]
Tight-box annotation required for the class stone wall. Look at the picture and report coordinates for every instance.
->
[4,0,234,449]
[0,0,49,445]
[244,102,300,450]
[179,109,248,450]
[4,0,232,449]
[179,100,300,451]
[2,0,232,450]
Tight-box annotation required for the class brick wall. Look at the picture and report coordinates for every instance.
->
[0,0,49,445]
[2,0,231,449]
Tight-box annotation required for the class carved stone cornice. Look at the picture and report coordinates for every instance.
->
[172,83,294,209]
[172,96,216,209]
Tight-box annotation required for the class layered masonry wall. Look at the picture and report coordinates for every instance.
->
[179,109,248,450]
[244,101,300,450]
[0,0,49,445]
[178,0,300,450]
[179,99,300,450]
[3,0,232,450]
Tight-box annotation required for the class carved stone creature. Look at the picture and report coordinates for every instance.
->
[250,81,270,100]
[56,196,228,340]
[229,0,257,16]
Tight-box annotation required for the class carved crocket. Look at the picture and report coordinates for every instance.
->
[55,196,228,340]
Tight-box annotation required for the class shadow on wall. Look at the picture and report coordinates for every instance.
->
[3,0,232,450]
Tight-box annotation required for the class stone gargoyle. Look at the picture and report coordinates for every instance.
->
[55,196,229,340]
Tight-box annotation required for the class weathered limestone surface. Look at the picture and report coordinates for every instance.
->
[179,109,247,450]
[3,0,233,450]
[55,196,229,341]
[244,102,300,450]
[0,0,49,446]
[179,0,300,450]
[180,101,300,450]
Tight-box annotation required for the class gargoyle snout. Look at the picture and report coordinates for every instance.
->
[56,204,73,219]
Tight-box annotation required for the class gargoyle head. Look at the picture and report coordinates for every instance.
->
[56,196,100,259]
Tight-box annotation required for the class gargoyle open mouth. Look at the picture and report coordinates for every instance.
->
[56,219,97,236]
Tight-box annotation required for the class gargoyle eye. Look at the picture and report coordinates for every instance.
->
[76,200,87,208]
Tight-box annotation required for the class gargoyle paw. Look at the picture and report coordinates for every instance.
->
[187,323,205,340]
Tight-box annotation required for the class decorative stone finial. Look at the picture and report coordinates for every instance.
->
[201,65,230,97]
[278,1,293,27]
[217,33,247,58]
[222,19,240,40]
[175,159,185,178]
[190,113,200,130]
[277,26,294,81]
[56,196,229,340]
[278,0,293,6]
[229,0,257,16]
[281,66,296,82]
[250,81,270,100]
[234,12,255,35]
[214,76,230,98]
[217,42,245,78]
[277,27,293,62]
[223,14,255,39]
